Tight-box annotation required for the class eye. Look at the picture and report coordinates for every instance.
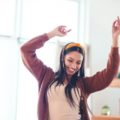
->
[67,59,73,62]
[76,61,81,65]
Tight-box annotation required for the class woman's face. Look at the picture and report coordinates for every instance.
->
[64,51,83,77]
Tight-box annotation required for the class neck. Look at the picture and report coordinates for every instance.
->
[64,75,72,84]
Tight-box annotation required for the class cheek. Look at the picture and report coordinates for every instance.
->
[64,63,70,69]
[64,59,70,66]
[77,62,83,70]
[78,65,81,69]
[77,64,81,70]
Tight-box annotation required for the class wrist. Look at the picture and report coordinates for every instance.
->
[112,39,118,47]
[47,31,56,39]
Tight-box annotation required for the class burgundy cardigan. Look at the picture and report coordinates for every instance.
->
[20,34,119,120]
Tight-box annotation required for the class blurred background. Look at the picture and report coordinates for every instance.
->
[0,0,120,120]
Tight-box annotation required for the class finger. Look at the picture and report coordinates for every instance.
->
[114,20,119,27]
[112,21,117,28]
[58,26,66,33]
[63,28,72,34]
[117,16,120,21]
[117,16,120,26]
[66,29,72,33]
[61,27,66,33]
[59,25,66,30]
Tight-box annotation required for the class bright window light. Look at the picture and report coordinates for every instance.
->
[0,0,16,35]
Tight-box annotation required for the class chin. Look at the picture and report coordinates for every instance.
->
[67,72,75,77]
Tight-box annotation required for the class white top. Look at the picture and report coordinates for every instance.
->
[47,82,81,120]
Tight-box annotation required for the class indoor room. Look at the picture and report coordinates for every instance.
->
[0,0,120,120]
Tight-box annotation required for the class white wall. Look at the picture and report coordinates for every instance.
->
[88,0,120,115]
[0,38,19,120]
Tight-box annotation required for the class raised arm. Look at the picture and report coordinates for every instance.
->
[20,26,71,85]
[83,17,120,94]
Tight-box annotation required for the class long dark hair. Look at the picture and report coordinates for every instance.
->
[49,42,85,106]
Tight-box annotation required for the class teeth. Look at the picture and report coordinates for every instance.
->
[69,69,73,71]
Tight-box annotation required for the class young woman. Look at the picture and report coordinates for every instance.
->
[20,17,120,120]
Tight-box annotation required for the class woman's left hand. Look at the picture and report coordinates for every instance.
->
[112,17,120,41]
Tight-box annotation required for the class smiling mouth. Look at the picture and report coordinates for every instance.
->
[69,69,75,73]
[67,68,76,74]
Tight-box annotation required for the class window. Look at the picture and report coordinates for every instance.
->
[0,37,19,120]
[20,0,79,42]
[0,0,16,35]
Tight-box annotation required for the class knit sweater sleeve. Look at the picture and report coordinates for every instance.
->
[20,34,54,85]
[84,47,119,94]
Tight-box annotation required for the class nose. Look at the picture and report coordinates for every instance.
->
[71,63,77,70]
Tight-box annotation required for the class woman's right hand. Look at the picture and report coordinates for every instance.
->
[47,25,71,39]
